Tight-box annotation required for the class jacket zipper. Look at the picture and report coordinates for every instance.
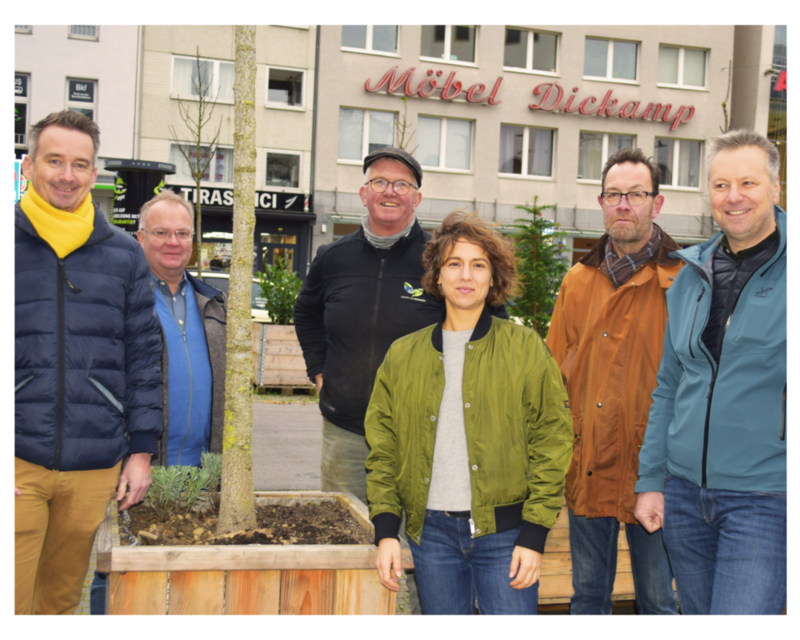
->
[54,259,67,470]
[688,289,706,359]
[15,375,34,393]
[780,384,786,441]
[366,256,386,378]
[700,255,764,487]
[88,377,125,414]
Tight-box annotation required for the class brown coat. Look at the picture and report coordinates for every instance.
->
[546,229,683,524]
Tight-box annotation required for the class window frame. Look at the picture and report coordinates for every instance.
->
[497,124,556,181]
[169,143,235,186]
[654,137,703,191]
[419,25,479,67]
[68,25,99,41]
[336,107,397,164]
[583,37,639,84]
[502,27,559,77]
[418,115,474,174]
[265,65,307,111]
[65,77,98,123]
[263,148,303,192]
[15,25,32,34]
[15,72,30,149]
[170,55,235,104]
[576,131,638,183]
[657,45,709,91]
[340,25,400,57]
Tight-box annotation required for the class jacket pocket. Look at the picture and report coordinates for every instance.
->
[780,384,786,441]
[15,375,34,393]
[88,376,125,415]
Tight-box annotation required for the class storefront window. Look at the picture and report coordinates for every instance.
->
[15,73,29,148]
[768,25,786,210]
[261,233,297,272]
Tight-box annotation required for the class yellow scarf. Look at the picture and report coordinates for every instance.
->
[20,184,95,258]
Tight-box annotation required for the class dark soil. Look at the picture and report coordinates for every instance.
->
[121,500,373,547]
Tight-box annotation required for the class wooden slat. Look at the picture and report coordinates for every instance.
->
[263,326,299,340]
[169,570,225,615]
[334,569,394,615]
[109,544,380,572]
[108,571,167,614]
[258,372,312,385]
[280,570,335,614]
[259,355,307,368]
[225,570,281,615]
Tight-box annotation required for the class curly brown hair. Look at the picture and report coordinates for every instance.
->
[422,211,519,307]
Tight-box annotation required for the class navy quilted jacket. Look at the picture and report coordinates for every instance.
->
[15,201,163,471]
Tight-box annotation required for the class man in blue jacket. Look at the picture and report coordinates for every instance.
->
[15,111,163,614]
[634,130,786,615]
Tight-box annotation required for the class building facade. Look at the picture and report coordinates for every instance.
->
[138,25,317,276]
[311,25,772,261]
[15,24,143,217]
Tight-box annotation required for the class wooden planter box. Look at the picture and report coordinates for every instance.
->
[251,322,313,390]
[96,491,411,615]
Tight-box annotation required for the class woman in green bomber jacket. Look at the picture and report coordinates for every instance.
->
[364,211,573,615]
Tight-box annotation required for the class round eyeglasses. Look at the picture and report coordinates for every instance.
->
[600,191,655,206]
[364,178,418,196]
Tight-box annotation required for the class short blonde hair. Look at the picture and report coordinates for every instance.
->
[138,191,194,230]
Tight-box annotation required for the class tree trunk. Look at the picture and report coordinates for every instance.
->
[217,25,257,535]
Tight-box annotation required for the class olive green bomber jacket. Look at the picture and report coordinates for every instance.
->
[365,308,573,553]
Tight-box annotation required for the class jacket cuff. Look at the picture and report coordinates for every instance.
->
[372,511,402,545]
[635,476,665,493]
[514,521,550,554]
[128,432,159,456]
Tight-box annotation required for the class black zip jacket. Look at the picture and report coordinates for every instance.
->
[294,221,507,436]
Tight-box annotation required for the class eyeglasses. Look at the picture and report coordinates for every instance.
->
[140,228,194,241]
[364,178,418,196]
[600,191,655,206]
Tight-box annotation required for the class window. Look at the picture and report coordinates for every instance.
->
[337,108,395,161]
[578,132,635,180]
[266,67,305,109]
[66,78,97,121]
[420,26,476,64]
[341,26,398,54]
[584,38,638,82]
[15,73,30,147]
[503,28,557,74]
[265,151,301,189]
[654,138,702,189]
[418,117,472,171]
[15,25,32,34]
[170,144,234,184]
[69,25,98,40]
[172,56,234,101]
[498,125,554,177]
[658,46,707,88]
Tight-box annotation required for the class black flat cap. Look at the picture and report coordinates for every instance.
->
[363,147,422,188]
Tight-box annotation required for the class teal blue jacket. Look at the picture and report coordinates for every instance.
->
[636,207,786,493]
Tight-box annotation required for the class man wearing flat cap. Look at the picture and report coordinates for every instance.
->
[294,147,506,507]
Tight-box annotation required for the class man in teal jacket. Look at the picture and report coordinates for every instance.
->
[634,130,786,615]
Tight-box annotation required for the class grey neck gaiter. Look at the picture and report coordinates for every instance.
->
[361,214,416,249]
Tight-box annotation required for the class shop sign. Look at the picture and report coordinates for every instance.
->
[365,66,503,104]
[68,80,95,103]
[15,74,28,97]
[529,82,695,131]
[774,71,786,92]
[15,159,28,203]
[167,185,307,213]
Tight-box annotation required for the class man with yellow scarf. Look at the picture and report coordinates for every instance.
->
[14,111,163,614]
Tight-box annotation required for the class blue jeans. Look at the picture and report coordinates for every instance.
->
[568,509,677,615]
[90,570,107,614]
[663,474,786,615]
[409,510,538,615]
